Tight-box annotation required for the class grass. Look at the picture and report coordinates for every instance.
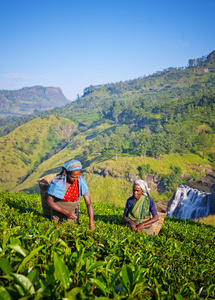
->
[84,152,209,179]
[84,174,131,207]
[0,115,77,191]
[198,215,215,227]
[12,150,213,206]
[11,122,114,194]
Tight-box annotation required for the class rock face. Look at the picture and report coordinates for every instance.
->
[187,166,215,193]
[0,86,70,118]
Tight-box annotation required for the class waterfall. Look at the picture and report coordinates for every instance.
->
[167,185,215,220]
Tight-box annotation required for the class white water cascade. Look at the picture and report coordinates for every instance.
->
[167,185,215,220]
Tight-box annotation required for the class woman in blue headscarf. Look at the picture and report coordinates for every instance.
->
[47,159,95,230]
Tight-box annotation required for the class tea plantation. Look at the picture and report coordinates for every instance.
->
[0,192,214,299]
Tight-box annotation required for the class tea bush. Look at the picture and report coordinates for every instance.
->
[0,191,214,299]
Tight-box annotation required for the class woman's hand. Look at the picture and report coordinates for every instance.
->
[130,220,137,231]
[64,210,77,219]
[89,222,96,230]
[136,223,144,232]
[123,215,137,231]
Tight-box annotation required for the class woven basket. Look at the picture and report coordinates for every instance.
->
[38,173,57,217]
[152,212,167,235]
[152,202,169,235]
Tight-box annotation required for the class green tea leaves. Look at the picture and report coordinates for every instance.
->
[53,252,70,290]
[0,258,12,275]
[0,191,214,299]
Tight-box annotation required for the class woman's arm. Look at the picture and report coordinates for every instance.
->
[47,195,77,219]
[123,215,137,231]
[136,214,158,232]
[83,194,96,230]
[123,197,137,231]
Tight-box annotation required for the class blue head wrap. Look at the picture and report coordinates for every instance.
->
[47,159,88,199]
[62,159,82,172]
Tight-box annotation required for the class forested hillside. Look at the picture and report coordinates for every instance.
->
[1,51,215,136]
[60,50,215,117]
[0,51,214,201]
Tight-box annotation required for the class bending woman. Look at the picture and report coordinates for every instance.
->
[47,159,95,230]
[123,179,158,235]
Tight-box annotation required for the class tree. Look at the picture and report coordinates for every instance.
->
[164,122,178,154]
[109,133,123,160]
[188,59,195,68]
[178,128,193,153]
[102,102,110,118]
[136,108,148,128]
[111,101,121,124]
[134,128,151,157]
[137,164,154,179]
[150,133,167,158]
[83,148,89,160]
[195,131,212,158]
[155,121,163,133]
[88,140,102,155]
[159,165,182,192]
[115,125,129,142]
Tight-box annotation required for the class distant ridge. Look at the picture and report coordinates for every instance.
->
[0,86,70,118]
[64,50,215,116]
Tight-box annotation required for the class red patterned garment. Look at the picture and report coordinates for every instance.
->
[62,181,79,202]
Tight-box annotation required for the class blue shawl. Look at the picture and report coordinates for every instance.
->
[46,159,89,199]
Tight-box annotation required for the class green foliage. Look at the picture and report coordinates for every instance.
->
[1,50,211,135]
[137,164,154,179]
[74,90,215,161]
[0,191,214,299]
[0,52,215,196]
[109,133,123,160]
[67,51,215,117]
[159,165,182,192]
[195,131,213,158]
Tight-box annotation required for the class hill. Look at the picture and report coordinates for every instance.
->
[57,50,215,119]
[0,51,214,202]
[0,86,70,118]
[1,51,214,136]
[2,113,213,204]
[0,115,77,191]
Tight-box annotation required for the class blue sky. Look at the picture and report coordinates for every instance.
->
[0,0,214,101]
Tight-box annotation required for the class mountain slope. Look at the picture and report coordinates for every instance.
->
[7,113,214,204]
[0,115,77,191]
[1,51,214,136]
[58,50,215,118]
[0,86,70,118]
[0,51,214,203]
